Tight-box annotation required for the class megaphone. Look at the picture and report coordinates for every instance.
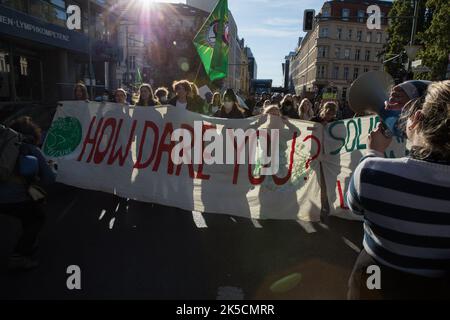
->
[349,71,402,137]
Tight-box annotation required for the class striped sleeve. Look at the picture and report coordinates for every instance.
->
[347,165,364,215]
[346,150,384,216]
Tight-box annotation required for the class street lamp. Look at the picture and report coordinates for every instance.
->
[406,0,421,75]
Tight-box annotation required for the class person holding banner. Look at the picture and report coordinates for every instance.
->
[168,80,204,114]
[154,87,169,104]
[298,98,315,121]
[210,92,222,115]
[114,88,128,105]
[135,84,160,107]
[189,82,210,115]
[311,101,338,125]
[280,94,299,119]
[73,82,89,101]
[213,89,245,119]
[347,80,450,300]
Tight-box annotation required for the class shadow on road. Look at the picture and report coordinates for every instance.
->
[0,184,363,300]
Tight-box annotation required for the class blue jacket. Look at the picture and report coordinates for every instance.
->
[0,144,56,204]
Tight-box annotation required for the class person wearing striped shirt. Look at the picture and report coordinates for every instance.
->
[347,80,450,300]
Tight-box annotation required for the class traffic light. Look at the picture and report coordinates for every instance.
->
[303,9,315,32]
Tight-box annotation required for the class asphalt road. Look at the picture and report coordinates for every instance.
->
[0,183,363,300]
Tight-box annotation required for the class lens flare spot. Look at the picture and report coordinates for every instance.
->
[181,62,190,72]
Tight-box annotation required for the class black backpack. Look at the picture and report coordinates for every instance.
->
[0,124,22,181]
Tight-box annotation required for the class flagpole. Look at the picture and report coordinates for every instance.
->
[194,61,202,84]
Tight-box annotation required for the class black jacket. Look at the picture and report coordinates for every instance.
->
[213,107,245,119]
[281,102,299,119]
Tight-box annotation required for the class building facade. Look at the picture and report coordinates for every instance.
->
[0,0,120,107]
[283,51,295,93]
[238,38,250,96]
[116,1,209,90]
[290,0,392,102]
[245,46,257,82]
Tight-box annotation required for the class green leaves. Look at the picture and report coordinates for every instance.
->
[386,0,449,81]
[416,0,450,80]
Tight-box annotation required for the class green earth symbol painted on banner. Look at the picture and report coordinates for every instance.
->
[43,117,82,157]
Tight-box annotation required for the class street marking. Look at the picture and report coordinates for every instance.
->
[115,203,120,213]
[99,209,107,221]
[318,222,329,230]
[342,237,361,253]
[297,221,317,233]
[109,217,116,230]
[57,198,77,223]
[216,286,244,300]
[230,217,237,223]
[251,219,263,228]
[192,211,208,228]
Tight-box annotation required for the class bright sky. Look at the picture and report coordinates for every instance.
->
[229,0,324,86]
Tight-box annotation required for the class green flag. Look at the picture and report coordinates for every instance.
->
[193,0,229,82]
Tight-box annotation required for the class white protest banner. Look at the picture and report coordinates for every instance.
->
[43,101,323,221]
[322,116,407,220]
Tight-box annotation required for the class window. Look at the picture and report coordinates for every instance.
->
[128,56,136,70]
[344,48,350,60]
[357,10,365,23]
[344,67,349,80]
[0,49,11,101]
[0,51,10,73]
[13,53,42,101]
[357,30,362,42]
[366,32,372,43]
[320,27,329,38]
[335,47,341,59]
[353,67,359,80]
[348,29,353,41]
[333,66,339,79]
[376,32,382,43]
[342,87,347,101]
[318,46,327,58]
[342,8,350,21]
[337,28,342,40]
[365,50,371,61]
[355,49,360,61]
[94,12,107,40]
[317,65,326,78]
[375,50,383,62]
[2,0,27,13]
[129,34,136,47]
[29,0,68,27]
[20,56,28,76]
[322,6,330,19]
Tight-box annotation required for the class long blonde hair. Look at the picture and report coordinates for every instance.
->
[410,81,450,161]
[212,92,222,106]
[298,98,313,120]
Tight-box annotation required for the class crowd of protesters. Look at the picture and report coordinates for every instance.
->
[73,79,361,126]
[1,77,449,301]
